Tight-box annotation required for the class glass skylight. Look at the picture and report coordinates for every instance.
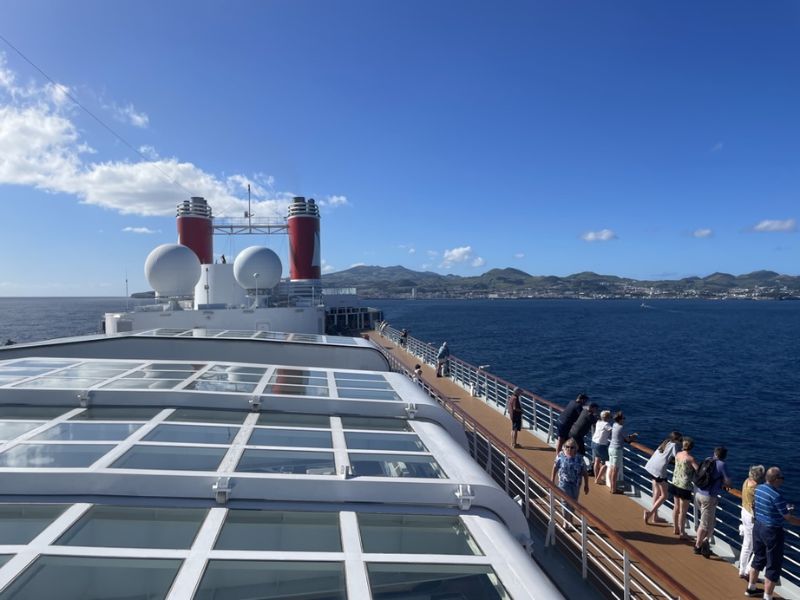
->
[336,388,401,402]
[29,422,141,442]
[358,514,482,555]
[0,444,114,468]
[367,563,510,600]
[340,417,411,431]
[257,413,331,428]
[143,424,239,445]
[0,504,67,544]
[55,505,207,549]
[167,408,248,424]
[110,446,226,471]
[68,407,162,421]
[215,510,341,552]
[345,432,427,452]
[194,560,346,600]
[0,407,71,420]
[349,454,445,479]
[0,421,43,440]
[237,449,336,475]
[0,556,182,600]
[248,428,332,448]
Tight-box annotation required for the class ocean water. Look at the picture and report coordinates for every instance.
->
[370,298,800,501]
[0,296,797,500]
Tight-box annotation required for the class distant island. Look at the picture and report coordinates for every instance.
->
[321,266,800,300]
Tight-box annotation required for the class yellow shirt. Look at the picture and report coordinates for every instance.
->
[741,479,756,514]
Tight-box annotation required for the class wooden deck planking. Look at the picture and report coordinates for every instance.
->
[368,332,770,600]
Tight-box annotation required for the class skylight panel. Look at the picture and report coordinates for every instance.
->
[13,377,108,389]
[215,510,341,552]
[0,407,71,420]
[55,505,207,549]
[248,428,332,449]
[262,383,329,397]
[166,408,248,424]
[0,422,44,440]
[253,331,290,340]
[142,424,239,445]
[0,504,68,544]
[236,449,336,475]
[345,432,427,452]
[358,514,483,555]
[29,422,141,442]
[256,413,331,428]
[367,563,510,600]
[110,446,226,471]
[68,407,162,421]
[0,444,114,468]
[333,372,386,382]
[0,556,182,600]
[100,378,183,390]
[336,388,401,402]
[194,561,346,600]
[340,417,411,431]
[348,454,445,479]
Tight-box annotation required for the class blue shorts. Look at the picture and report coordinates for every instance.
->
[559,481,580,501]
[751,521,784,582]
[592,442,609,462]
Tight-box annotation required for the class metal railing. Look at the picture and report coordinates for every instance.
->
[376,325,800,596]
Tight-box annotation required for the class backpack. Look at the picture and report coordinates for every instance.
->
[694,457,717,489]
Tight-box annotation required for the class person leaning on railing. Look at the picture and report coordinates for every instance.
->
[739,464,766,579]
[746,467,800,600]
[608,411,638,494]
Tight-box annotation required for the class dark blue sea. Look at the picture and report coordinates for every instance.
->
[0,297,797,500]
[370,299,800,501]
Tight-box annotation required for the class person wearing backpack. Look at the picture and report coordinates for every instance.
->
[693,446,732,558]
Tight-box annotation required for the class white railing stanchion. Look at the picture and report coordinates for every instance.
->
[524,471,530,518]
[581,514,588,579]
[546,489,556,547]
[623,549,631,600]
[504,453,510,493]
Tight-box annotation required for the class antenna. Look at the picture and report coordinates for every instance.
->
[125,270,129,311]
[248,184,252,229]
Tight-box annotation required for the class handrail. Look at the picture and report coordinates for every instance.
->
[374,324,800,596]
[374,330,698,600]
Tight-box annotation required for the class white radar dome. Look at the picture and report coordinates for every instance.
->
[144,243,202,297]
[233,246,282,290]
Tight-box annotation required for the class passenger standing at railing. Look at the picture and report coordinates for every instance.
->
[693,446,732,558]
[644,431,682,525]
[607,411,638,494]
[399,328,408,348]
[412,364,423,385]
[591,410,612,484]
[555,393,588,455]
[506,387,523,448]
[568,402,598,458]
[739,464,766,579]
[435,341,450,377]
[746,467,800,600]
[669,437,699,540]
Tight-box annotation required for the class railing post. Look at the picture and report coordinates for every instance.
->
[547,407,555,443]
[623,549,631,600]
[581,514,588,579]
[532,398,539,432]
[545,488,556,547]
[504,453,510,493]
[524,471,530,518]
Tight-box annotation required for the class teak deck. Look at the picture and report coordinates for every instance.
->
[367,331,774,600]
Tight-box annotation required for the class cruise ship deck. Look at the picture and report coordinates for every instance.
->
[367,330,797,600]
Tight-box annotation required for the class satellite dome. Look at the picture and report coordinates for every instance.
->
[233,246,282,290]
[144,244,201,297]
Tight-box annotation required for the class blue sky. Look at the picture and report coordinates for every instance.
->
[0,1,798,296]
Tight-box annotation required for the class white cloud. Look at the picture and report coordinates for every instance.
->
[513,252,525,259]
[426,250,438,258]
[122,226,158,234]
[471,257,486,268]
[711,142,724,152]
[408,247,416,254]
[350,262,366,268]
[138,145,160,160]
[693,228,713,238]
[752,218,796,233]
[581,229,617,242]
[440,245,480,268]
[324,195,349,207]
[321,260,335,274]
[0,53,334,221]
[112,102,149,128]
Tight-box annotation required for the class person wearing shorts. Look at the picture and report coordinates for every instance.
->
[693,446,731,558]
[746,467,800,599]
[591,410,612,484]
[607,411,637,494]
[507,388,523,448]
